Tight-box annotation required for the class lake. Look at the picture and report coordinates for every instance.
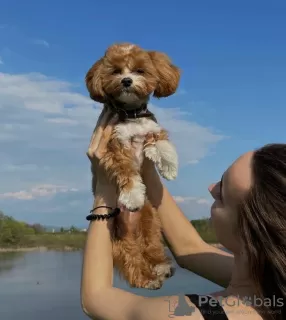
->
[0,250,223,319]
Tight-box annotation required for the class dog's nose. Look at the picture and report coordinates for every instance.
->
[121,77,133,87]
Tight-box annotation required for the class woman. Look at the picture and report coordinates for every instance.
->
[81,111,286,320]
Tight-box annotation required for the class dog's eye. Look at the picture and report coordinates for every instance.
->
[112,69,121,75]
[136,69,144,74]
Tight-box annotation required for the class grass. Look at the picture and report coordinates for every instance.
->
[0,233,86,251]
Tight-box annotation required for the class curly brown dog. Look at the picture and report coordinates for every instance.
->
[86,43,180,289]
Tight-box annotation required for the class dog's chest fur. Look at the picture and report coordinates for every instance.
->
[114,117,162,166]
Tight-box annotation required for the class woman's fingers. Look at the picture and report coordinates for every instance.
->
[91,108,113,149]
[143,132,156,148]
[88,107,106,147]
[87,108,113,160]
[95,114,118,159]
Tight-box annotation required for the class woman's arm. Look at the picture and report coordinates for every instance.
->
[80,194,203,320]
[142,159,234,288]
[81,199,208,320]
[80,192,142,318]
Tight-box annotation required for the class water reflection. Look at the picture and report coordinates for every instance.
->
[0,252,25,275]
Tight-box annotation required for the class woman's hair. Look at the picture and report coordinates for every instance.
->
[238,143,286,319]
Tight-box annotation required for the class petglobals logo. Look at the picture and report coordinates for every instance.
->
[198,295,284,308]
[240,295,284,308]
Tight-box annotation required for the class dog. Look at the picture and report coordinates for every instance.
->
[85,43,180,289]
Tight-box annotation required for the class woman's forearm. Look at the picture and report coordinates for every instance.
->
[144,170,206,257]
[81,196,115,310]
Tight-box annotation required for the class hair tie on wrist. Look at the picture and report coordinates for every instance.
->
[86,206,120,221]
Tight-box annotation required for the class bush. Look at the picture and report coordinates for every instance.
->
[0,214,35,246]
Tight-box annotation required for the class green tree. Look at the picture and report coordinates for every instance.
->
[31,223,45,234]
[69,225,79,233]
[0,213,35,246]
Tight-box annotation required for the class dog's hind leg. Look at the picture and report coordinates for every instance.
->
[139,203,175,282]
[113,237,163,290]
[112,204,169,290]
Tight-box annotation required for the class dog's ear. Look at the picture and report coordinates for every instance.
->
[148,51,181,98]
[85,58,105,103]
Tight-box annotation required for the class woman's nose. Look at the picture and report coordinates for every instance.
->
[208,183,216,193]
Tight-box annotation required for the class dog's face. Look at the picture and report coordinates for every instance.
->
[85,43,180,106]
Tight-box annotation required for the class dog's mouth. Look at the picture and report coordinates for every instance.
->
[117,89,140,106]
[108,91,150,111]
[121,86,134,93]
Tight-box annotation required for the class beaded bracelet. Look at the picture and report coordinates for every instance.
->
[86,206,120,221]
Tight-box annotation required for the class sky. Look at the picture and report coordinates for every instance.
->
[0,0,285,228]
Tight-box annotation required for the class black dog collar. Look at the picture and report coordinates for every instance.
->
[107,99,154,121]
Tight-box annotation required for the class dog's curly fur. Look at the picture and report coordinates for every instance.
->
[85,43,180,289]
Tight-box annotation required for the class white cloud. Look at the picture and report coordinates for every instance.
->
[173,195,212,220]
[0,71,224,223]
[0,184,78,200]
[31,39,50,48]
[0,164,45,172]
[46,118,78,125]
[173,195,211,206]
[196,198,211,205]
[188,159,199,165]
[150,105,224,165]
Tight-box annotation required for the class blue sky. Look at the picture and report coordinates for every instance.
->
[0,0,285,227]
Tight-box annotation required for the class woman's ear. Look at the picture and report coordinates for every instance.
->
[85,58,106,103]
[148,51,181,98]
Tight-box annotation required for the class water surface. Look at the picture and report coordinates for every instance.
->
[0,250,223,319]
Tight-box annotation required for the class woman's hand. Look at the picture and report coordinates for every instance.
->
[142,133,161,185]
[142,133,164,208]
[86,108,118,207]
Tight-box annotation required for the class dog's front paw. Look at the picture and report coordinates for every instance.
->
[144,279,163,290]
[158,161,178,180]
[153,263,176,280]
[118,177,146,211]
[155,140,178,180]
[143,144,161,163]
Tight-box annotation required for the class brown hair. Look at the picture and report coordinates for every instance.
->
[238,143,286,319]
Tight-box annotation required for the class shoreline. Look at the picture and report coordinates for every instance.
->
[0,243,224,253]
[0,246,80,253]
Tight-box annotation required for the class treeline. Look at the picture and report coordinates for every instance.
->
[0,212,85,249]
[191,218,217,243]
[162,218,217,246]
[0,211,217,249]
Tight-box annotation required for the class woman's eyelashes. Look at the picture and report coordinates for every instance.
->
[219,181,224,203]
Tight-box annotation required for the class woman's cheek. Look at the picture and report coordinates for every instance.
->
[210,201,218,217]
